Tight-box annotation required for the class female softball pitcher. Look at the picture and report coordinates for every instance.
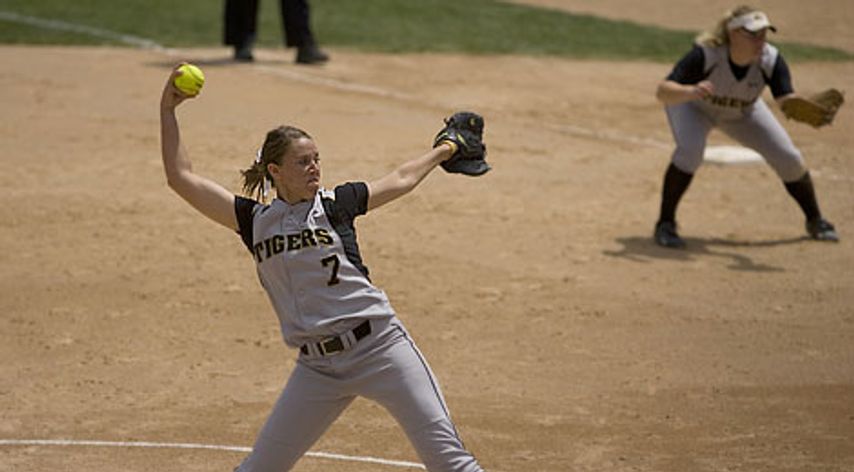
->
[159,64,486,472]
[653,5,839,248]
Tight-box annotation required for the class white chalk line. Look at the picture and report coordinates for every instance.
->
[545,122,672,150]
[0,9,673,151]
[0,439,426,469]
[0,11,173,53]
[0,10,411,103]
[253,63,416,101]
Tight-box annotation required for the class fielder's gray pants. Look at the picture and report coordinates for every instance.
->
[666,99,807,182]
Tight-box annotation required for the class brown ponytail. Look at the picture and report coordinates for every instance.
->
[240,125,312,201]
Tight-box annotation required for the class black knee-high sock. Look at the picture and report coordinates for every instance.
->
[784,172,821,221]
[658,163,694,224]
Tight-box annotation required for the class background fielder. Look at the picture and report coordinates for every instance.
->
[159,63,487,471]
[653,5,839,248]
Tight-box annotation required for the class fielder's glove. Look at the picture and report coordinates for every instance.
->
[781,88,845,128]
[433,111,490,176]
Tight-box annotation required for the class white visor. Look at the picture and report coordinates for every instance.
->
[727,11,777,32]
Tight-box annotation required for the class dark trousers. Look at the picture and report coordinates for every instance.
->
[224,0,314,49]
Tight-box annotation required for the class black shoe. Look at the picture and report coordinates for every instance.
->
[234,45,254,62]
[806,218,839,242]
[296,45,329,65]
[654,221,686,248]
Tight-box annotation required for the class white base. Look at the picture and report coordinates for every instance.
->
[704,145,763,165]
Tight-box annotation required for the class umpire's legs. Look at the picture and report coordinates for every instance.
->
[224,0,259,47]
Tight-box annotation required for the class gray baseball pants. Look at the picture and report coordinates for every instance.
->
[234,317,484,472]
[666,99,807,182]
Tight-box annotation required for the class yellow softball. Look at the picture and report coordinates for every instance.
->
[174,63,205,96]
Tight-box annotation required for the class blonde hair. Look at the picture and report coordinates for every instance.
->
[695,5,759,47]
[240,125,312,201]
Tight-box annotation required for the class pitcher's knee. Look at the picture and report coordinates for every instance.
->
[408,419,484,472]
[421,447,484,472]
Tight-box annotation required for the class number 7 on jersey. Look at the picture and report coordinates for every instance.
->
[321,255,340,286]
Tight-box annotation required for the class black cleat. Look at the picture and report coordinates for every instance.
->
[234,45,255,62]
[654,221,686,249]
[806,218,839,242]
[296,45,329,65]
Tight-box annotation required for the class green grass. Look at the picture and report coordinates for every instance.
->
[0,0,851,62]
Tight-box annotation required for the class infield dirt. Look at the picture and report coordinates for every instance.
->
[1,2,852,471]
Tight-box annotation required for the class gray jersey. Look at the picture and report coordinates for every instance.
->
[235,183,394,348]
[696,43,778,119]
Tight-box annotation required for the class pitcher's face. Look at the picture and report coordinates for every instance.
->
[269,137,321,203]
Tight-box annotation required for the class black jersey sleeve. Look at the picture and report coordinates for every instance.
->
[333,182,369,222]
[234,196,260,252]
[666,46,707,84]
[767,54,794,98]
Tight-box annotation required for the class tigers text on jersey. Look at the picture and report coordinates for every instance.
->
[235,182,394,348]
[667,43,793,120]
[699,44,778,112]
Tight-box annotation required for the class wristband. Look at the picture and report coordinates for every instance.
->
[442,140,458,156]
